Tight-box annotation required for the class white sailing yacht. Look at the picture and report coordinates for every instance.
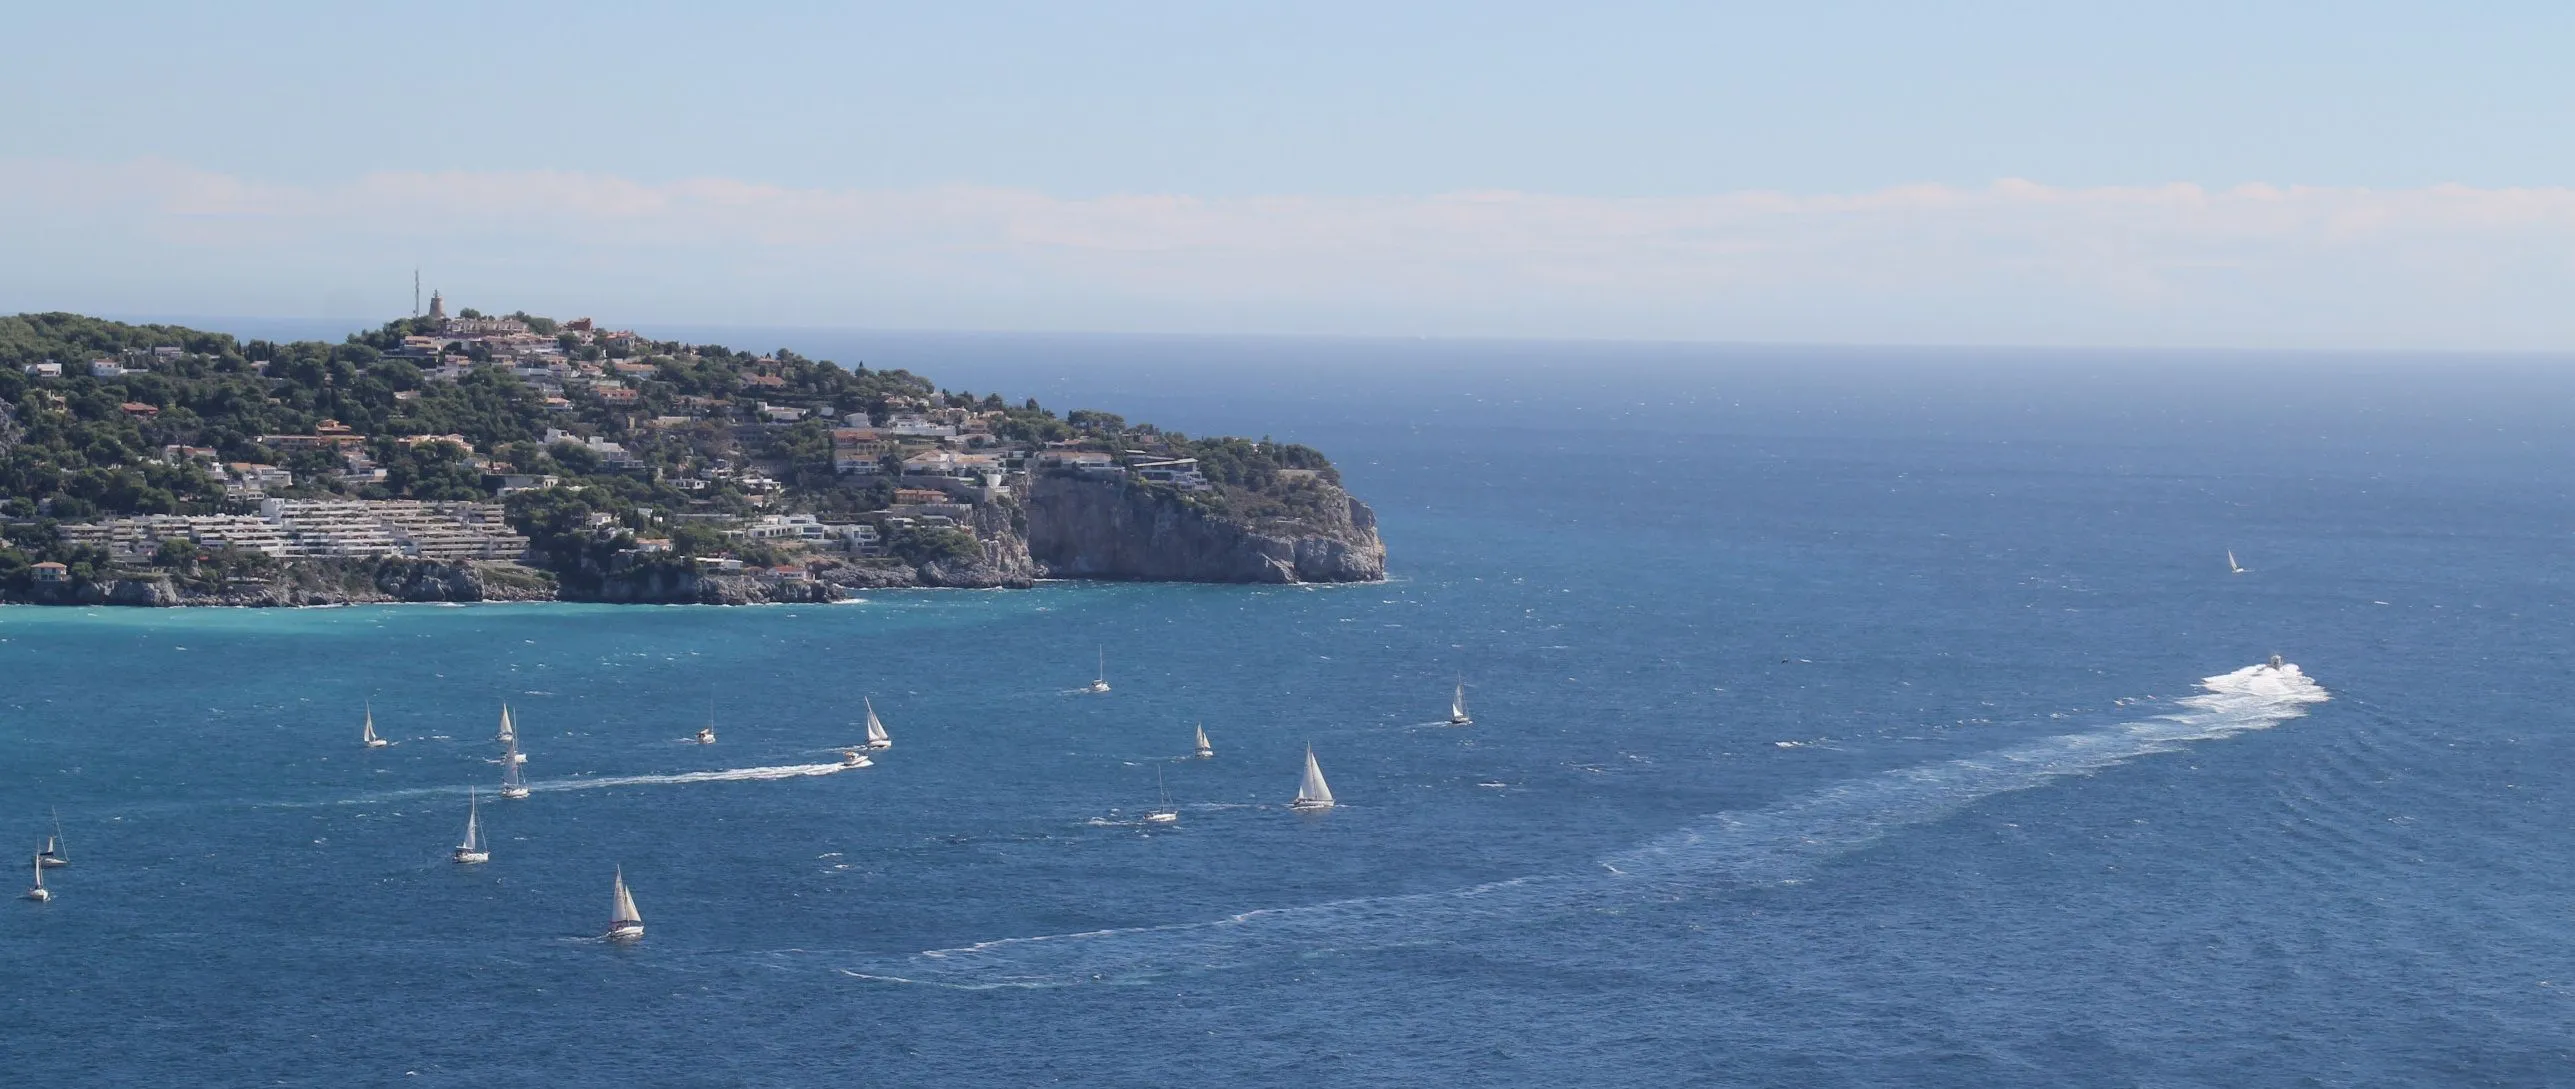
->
[497,703,517,744]
[1291,745,1336,811]
[606,867,644,940]
[695,695,717,744]
[863,698,891,751]
[1194,724,1214,759]
[38,810,68,869]
[1087,649,1111,694]
[452,789,490,864]
[499,740,531,799]
[2228,550,2246,575]
[1448,680,1472,726]
[363,701,389,748]
[1144,766,1179,825]
[24,854,48,902]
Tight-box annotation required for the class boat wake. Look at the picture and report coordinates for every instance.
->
[845,661,2328,988]
[526,763,856,793]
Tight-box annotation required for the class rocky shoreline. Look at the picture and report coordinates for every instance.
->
[6,478,1386,608]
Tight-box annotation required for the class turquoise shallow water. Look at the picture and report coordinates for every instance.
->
[5,336,2574,1086]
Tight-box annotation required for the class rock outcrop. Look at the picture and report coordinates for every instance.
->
[1023,472,1385,584]
[12,559,557,607]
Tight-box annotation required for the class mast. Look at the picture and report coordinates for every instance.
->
[1097,648,1106,685]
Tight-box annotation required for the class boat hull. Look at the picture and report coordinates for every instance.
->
[500,787,530,799]
[25,888,49,902]
[606,923,644,941]
[1289,800,1335,812]
[452,850,489,864]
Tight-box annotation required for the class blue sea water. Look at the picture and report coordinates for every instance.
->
[6,333,2574,1086]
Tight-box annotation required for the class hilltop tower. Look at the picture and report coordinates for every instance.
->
[427,290,447,323]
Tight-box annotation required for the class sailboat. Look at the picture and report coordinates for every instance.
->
[1193,724,1214,759]
[1291,745,1336,811]
[1086,649,1111,694]
[24,854,48,902]
[37,809,68,869]
[606,867,644,940]
[452,789,490,864]
[695,695,717,744]
[1144,767,1179,825]
[499,740,531,799]
[363,701,389,748]
[1448,679,1472,726]
[497,703,517,744]
[2228,550,2246,575]
[863,698,891,751]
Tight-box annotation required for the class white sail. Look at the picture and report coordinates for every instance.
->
[864,698,890,746]
[1453,682,1468,721]
[460,792,482,852]
[1295,746,1335,807]
[612,869,642,925]
[362,703,380,745]
[497,703,516,743]
[500,741,527,792]
[1194,724,1213,757]
[2228,550,2244,573]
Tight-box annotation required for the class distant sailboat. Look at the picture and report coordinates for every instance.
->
[606,867,644,941]
[497,703,517,744]
[23,853,48,902]
[499,740,531,799]
[452,789,490,864]
[696,695,717,744]
[362,701,389,748]
[1448,679,1472,726]
[863,697,891,751]
[1291,745,1335,811]
[1087,649,1111,694]
[1144,766,1180,825]
[1193,724,1214,759]
[37,809,67,869]
[2228,550,2246,575]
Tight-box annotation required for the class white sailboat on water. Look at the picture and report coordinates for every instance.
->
[363,701,389,748]
[863,697,892,751]
[499,739,531,799]
[1193,723,1214,759]
[1144,766,1180,825]
[2228,550,2246,575]
[497,703,517,744]
[695,695,717,745]
[1086,649,1111,694]
[37,809,68,869]
[452,789,490,864]
[606,867,644,940]
[24,853,48,902]
[1291,745,1336,811]
[1448,679,1472,726]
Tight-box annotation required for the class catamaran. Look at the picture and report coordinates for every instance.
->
[499,740,531,799]
[363,701,389,748]
[1193,724,1214,759]
[1144,766,1180,824]
[1291,745,1336,811]
[2228,550,2246,575]
[1448,680,1472,726]
[37,810,68,869]
[606,867,644,940]
[452,789,490,864]
[1087,649,1111,694]
[863,698,891,751]
[24,854,48,902]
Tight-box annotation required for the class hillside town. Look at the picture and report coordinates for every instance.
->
[0,304,1356,600]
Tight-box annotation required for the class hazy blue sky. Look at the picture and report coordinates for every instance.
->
[5,2,2572,348]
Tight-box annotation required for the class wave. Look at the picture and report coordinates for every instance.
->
[850,661,2328,988]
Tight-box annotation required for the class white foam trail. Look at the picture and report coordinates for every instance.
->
[527,763,853,793]
[855,662,2327,988]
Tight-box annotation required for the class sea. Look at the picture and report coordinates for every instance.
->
[5,329,2572,1087]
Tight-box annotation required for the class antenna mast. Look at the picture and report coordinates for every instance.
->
[413,269,421,316]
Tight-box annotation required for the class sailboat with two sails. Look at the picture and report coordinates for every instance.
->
[606,867,644,941]
[37,810,68,869]
[362,701,389,748]
[1193,724,1214,759]
[452,790,490,864]
[1144,767,1179,825]
[1291,746,1336,812]
[499,738,531,799]
[1448,679,1472,726]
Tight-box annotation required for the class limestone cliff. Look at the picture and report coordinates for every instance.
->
[1023,471,1385,584]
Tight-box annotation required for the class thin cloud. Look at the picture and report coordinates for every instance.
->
[3,157,2573,348]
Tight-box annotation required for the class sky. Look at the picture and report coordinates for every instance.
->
[3,1,2572,349]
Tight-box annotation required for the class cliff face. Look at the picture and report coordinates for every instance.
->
[11,559,556,607]
[1023,472,1386,584]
